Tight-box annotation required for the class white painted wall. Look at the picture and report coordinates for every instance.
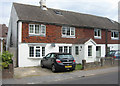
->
[84,41,96,63]
[72,44,84,64]
[108,44,120,50]
[96,44,106,57]
[6,4,19,49]
[18,43,73,67]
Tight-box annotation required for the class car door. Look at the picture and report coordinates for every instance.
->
[44,53,51,68]
[47,54,56,68]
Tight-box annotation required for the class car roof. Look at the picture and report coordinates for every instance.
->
[49,52,71,55]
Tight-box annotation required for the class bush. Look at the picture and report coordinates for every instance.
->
[0,51,13,69]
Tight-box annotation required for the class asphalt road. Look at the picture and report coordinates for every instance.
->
[46,72,118,84]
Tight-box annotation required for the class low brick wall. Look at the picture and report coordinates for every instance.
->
[82,58,118,70]
[2,64,14,79]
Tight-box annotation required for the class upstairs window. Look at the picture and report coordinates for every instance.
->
[62,26,75,38]
[111,31,119,40]
[29,24,46,36]
[94,29,101,39]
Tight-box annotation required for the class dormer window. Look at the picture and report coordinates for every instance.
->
[54,10,62,15]
[29,24,46,36]
[111,31,119,40]
[62,26,75,38]
[94,29,101,39]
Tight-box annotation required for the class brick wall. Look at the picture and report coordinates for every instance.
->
[22,22,119,44]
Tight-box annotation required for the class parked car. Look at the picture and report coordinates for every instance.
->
[106,50,120,60]
[41,53,76,72]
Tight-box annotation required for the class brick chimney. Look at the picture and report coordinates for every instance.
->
[39,0,47,10]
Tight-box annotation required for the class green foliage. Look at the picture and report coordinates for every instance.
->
[75,64,82,70]
[0,51,13,69]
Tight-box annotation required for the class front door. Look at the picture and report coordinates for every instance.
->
[96,46,101,57]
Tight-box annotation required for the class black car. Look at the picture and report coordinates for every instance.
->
[41,53,76,72]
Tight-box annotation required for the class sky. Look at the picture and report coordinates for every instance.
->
[0,0,120,26]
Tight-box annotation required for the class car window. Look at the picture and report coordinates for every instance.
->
[115,51,120,55]
[46,54,51,58]
[51,54,55,58]
[58,54,73,59]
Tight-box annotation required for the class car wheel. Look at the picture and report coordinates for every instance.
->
[51,65,56,72]
[41,62,44,68]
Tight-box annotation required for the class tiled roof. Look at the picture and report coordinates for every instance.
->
[13,3,119,30]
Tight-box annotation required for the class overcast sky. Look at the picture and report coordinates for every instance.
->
[0,0,119,26]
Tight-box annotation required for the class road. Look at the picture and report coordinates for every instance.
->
[45,72,118,84]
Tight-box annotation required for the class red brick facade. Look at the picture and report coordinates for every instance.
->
[22,22,119,44]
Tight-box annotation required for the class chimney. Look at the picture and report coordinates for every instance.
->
[39,0,47,10]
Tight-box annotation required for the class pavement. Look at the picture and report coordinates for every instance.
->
[2,66,118,84]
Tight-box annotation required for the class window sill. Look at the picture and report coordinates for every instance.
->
[62,35,75,38]
[111,38,119,40]
[94,36,101,39]
[29,34,46,37]
[28,57,43,59]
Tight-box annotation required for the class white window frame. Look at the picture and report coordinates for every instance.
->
[75,46,79,55]
[62,26,75,38]
[111,30,119,40]
[29,24,46,36]
[59,46,72,54]
[41,24,46,36]
[88,46,92,57]
[29,46,45,58]
[94,29,101,39]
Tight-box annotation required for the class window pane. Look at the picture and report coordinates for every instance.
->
[29,25,34,33]
[98,30,101,36]
[71,28,75,35]
[35,25,40,34]
[94,30,97,36]
[88,46,92,56]
[75,46,79,55]
[114,32,119,38]
[111,32,114,37]
[69,47,72,54]
[41,25,46,35]
[42,47,45,56]
[67,28,70,35]
[64,46,68,53]
[59,47,63,53]
[29,46,34,57]
[36,47,40,57]
[62,27,66,35]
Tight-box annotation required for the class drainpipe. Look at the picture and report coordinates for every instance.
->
[1,38,3,54]
[105,29,108,55]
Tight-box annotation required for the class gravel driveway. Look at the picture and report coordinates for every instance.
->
[14,66,56,78]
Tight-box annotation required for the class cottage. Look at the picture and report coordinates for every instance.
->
[6,1,120,67]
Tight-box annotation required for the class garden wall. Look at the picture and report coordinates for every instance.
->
[82,58,118,70]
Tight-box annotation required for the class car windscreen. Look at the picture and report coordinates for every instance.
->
[108,51,116,55]
[58,54,73,59]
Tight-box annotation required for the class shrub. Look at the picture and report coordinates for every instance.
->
[75,64,82,70]
[0,51,13,69]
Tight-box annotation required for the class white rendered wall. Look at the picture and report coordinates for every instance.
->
[18,43,73,67]
[84,42,96,63]
[96,44,106,57]
[108,44,120,50]
[72,44,84,64]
